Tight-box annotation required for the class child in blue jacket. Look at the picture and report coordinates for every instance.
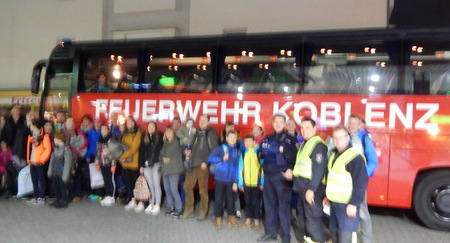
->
[208,130,240,229]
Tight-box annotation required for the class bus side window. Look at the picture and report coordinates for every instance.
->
[182,73,212,93]
[408,67,450,95]
[219,72,242,93]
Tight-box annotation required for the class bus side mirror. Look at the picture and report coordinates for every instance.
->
[31,59,48,94]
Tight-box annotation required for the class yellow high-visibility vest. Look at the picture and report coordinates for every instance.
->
[326,147,366,204]
[293,136,326,183]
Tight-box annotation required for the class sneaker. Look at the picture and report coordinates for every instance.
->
[101,196,114,207]
[50,200,59,207]
[26,198,38,205]
[150,205,160,215]
[236,210,242,219]
[88,194,99,202]
[55,201,68,208]
[135,202,145,213]
[173,211,182,219]
[33,198,45,206]
[257,234,277,242]
[108,197,116,206]
[165,207,174,216]
[144,204,154,214]
[124,200,137,211]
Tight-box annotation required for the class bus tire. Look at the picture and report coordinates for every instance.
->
[413,170,450,231]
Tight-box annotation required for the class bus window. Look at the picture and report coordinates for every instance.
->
[404,41,450,95]
[83,53,138,93]
[144,48,212,93]
[305,41,398,94]
[219,42,299,94]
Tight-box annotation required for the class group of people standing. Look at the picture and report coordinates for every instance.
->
[0,104,378,243]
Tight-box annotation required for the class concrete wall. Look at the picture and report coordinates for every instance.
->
[0,0,388,89]
[0,0,102,90]
[189,0,387,35]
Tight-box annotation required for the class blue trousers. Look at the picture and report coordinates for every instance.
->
[30,164,46,199]
[330,202,360,232]
[263,173,292,241]
[163,173,182,212]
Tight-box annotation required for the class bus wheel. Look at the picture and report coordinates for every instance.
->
[413,170,450,231]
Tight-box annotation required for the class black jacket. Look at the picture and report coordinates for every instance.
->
[1,115,26,149]
[139,132,163,168]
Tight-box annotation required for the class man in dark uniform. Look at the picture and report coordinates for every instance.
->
[293,117,327,243]
[323,126,368,243]
[258,114,298,243]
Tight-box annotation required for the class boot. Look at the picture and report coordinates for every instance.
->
[228,215,238,227]
[254,219,261,230]
[330,229,338,243]
[215,217,222,229]
[243,218,252,229]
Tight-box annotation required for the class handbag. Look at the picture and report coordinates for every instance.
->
[17,165,33,198]
[133,175,151,202]
[89,163,104,189]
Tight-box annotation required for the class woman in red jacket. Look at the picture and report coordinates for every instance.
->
[26,119,52,205]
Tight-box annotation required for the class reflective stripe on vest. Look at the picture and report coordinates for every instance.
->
[293,136,326,181]
[326,147,366,204]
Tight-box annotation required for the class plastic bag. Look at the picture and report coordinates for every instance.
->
[17,165,33,198]
[89,163,104,189]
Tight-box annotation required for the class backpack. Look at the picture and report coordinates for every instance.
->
[70,129,87,158]
[186,128,213,171]
[209,144,226,175]
[106,140,130,161]
[133,175,151,202]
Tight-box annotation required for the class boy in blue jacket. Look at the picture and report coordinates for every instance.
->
[238,135,264,230]
[209,130,240,229]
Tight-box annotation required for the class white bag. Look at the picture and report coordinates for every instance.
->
[17,165,33,198]
[89,163,104,189]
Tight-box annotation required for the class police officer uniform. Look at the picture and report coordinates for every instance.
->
[293,135,327,243]
[259,131,297,243]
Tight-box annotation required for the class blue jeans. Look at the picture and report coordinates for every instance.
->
[162,174,182,212]
[30,164,46,199]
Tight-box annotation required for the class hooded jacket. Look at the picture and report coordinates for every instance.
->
[26,129,51,165]
[208,143,240,184]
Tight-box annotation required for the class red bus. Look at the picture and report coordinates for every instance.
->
[31,28,450,230]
